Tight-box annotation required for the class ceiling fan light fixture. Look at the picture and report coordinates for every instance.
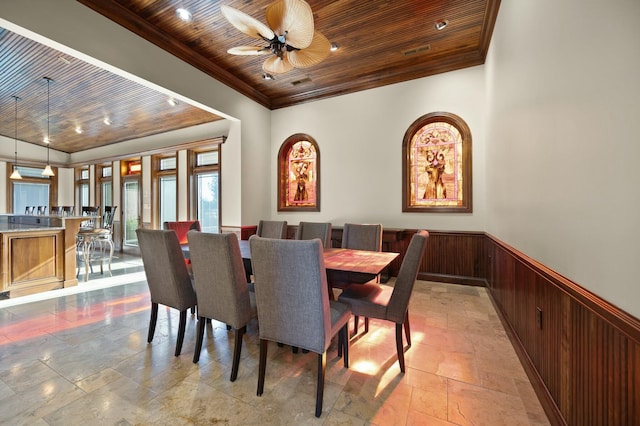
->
[435,20,448,30]
[222,0,330,75]
[176,8,192,23]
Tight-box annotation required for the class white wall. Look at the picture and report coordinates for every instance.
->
[270,66,487,231]
[485,0,640,318]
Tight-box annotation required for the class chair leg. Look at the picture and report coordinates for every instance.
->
[147,302,158,343]
[342,324,349,368]
[257,339,268,396]
[404,311,411,347]
[230,326,245,382]
[191,306,196,315]
[193,316,206,363]
[364,317,369,334]
[353,315,359,336]
[316,352,326,417]
[338,328,343,357]
[175,310,187,357]
[395,323,406,373]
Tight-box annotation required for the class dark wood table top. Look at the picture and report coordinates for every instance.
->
[237,239,398,275]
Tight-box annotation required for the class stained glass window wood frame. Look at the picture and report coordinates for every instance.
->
[278,133,320,212]
[402,112,472,213]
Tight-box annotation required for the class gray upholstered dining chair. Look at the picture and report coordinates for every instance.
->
[338,230,429,373]
[335,222,384,332]
[256,220,288,239]
[341,222,383,251]
[187,230,257,381]
[136,228,197,357]
[295,221,332,247]
[249,235,351,418]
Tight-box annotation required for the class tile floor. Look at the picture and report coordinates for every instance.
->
[0,255,550,425]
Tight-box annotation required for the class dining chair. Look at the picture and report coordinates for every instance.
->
[136,228,197,357]
[250,235,351,417]
[337,230,429,373]
[333,223,383,331]
[187,230,256,381]
[243,220,288,283]
[295,221,332,247]
[163,220,202,246]
[256,220,288,239]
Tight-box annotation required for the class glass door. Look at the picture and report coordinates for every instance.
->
[123,178,141,250]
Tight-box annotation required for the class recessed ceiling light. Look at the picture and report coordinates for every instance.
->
[262,73,275,80]
[176,8,192,22]
[43,136,50,144]
[435,20,448,30]
[168,98,178,106]
[330,43,339,51]
[75,126,83,134]
[103,118,111,125]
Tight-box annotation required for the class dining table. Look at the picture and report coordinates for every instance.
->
[183,238,399,299]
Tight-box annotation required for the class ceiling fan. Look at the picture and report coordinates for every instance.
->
[221,0,331,75]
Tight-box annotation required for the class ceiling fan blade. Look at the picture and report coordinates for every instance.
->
[288,31,331,68]
[228,46,270,55]
[266,0,314,49]
[221,5,274,41]
[263,54,294,74]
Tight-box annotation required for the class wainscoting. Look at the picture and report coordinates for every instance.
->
[402,228,639,426]
[485,235,640,426]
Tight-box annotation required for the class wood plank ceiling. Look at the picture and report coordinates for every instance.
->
[0,0,500,154]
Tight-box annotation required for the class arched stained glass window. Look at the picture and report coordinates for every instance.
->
[278,134,320,211]
[402,112,472,212]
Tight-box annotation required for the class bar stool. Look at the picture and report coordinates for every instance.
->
[76,206,117,281]
[37,206,47,215]
[24,206,35,215]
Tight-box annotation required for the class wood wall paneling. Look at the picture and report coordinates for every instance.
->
[485,236,640,426]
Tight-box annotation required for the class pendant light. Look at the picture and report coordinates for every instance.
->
[9,95,22,180]
[42,76,55,177]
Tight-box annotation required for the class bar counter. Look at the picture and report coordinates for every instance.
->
[0,214,88,298]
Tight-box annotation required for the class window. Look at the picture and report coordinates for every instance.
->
[13,182,49,214]
[9,166,57,214]
[190,147,220,233]
[154,155,177,227]
[278,134,320,211]
[76,167,90,208]
[402,112,472,213]
[97,165,113,210]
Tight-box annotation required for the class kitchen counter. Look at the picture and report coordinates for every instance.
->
[0,214,89,298]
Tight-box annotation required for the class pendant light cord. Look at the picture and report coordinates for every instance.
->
[12,95,20,165]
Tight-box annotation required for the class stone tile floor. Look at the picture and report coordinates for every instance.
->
[0,255,549,425]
